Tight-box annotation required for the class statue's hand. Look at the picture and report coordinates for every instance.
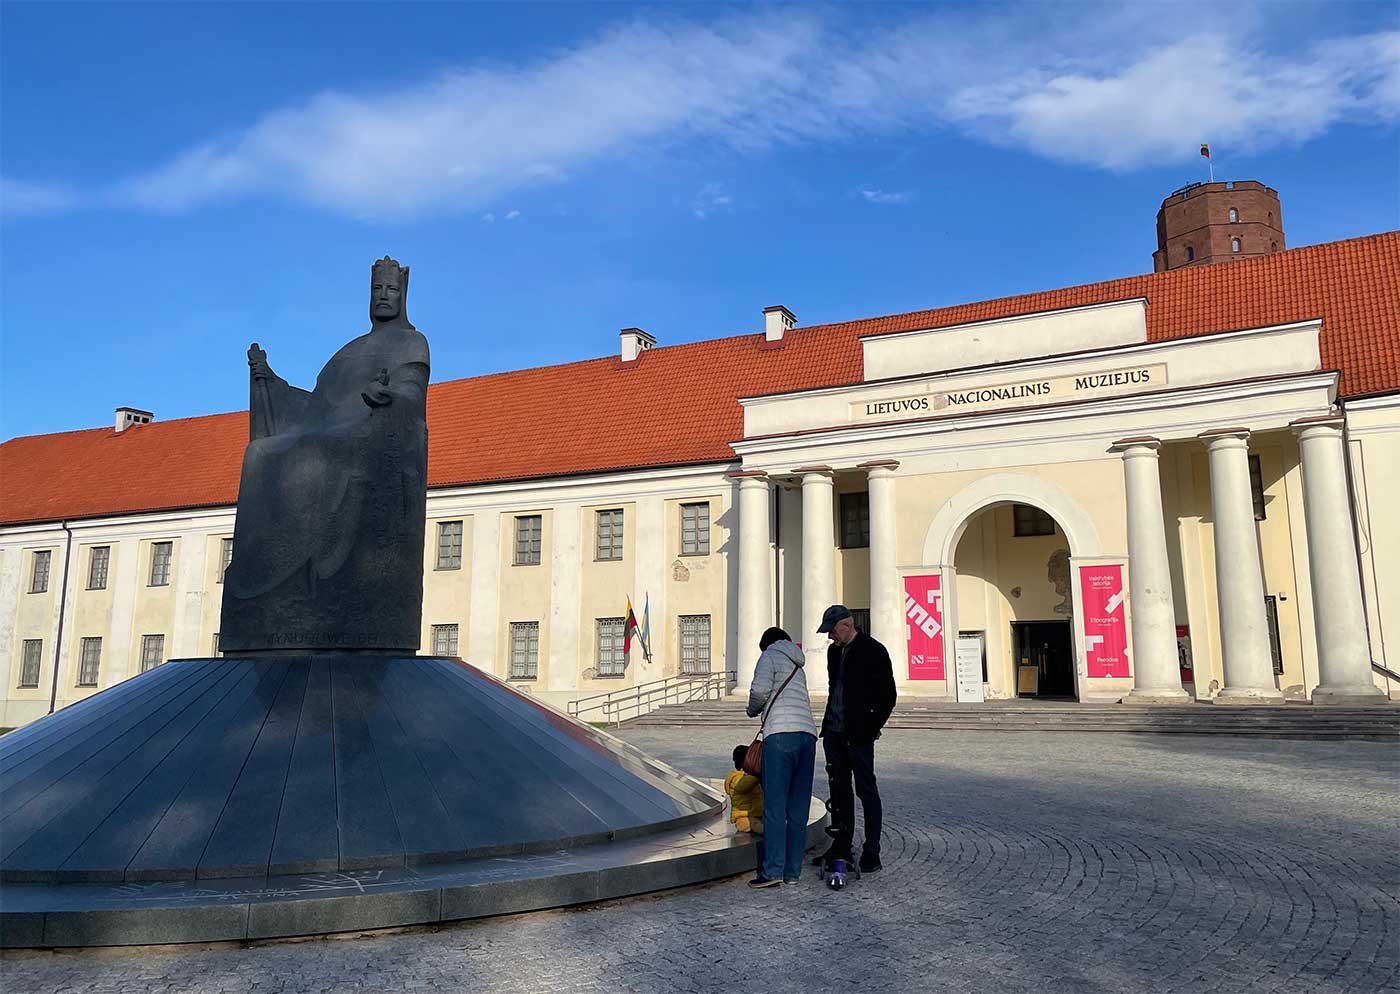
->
[248,343,272,382]
[362,368,392,408]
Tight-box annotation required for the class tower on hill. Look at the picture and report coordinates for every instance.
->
[1153,180,1285,272]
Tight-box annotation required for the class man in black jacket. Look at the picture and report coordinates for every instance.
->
[815,604,897,873]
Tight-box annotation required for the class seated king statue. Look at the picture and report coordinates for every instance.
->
[219,256,430,654]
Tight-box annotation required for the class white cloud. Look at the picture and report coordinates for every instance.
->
[0,177,81,216]
[860,188,912,205]
[692,182,734,219]
[505,209,521,221]
[480,212,496,223]
[11,7,1398,217]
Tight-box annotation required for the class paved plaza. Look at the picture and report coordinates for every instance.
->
[3,727,1397,994]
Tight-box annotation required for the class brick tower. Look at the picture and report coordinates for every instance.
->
[1152,180,1285,272]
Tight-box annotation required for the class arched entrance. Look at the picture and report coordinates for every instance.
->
[920,474,1103,703]
[954,502,1076,700]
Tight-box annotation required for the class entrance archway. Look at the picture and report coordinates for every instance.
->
[920,474,1102,703]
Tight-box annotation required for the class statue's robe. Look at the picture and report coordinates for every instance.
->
[219,324,430,653]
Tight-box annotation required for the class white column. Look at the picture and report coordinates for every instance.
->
[860,460,902,654]
[798,466,836,691]
[1292,417,1385,704]
[1113,438,1189,703]
[1201,429,1282,703]
[729,472,772,691]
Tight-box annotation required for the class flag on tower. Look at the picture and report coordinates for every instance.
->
[1200,143,1211,159]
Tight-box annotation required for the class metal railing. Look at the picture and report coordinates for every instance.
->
[568,670,736,727]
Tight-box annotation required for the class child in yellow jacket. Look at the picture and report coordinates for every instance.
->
[725,745,764,834]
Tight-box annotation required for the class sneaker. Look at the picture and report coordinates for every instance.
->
[748,875,781,889]
[858,853,882,873]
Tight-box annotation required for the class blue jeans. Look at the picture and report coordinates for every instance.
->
[760,731,817,881]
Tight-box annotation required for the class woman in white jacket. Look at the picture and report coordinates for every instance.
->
[745,627,818,887]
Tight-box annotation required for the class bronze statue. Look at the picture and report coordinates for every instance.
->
[220,256,430,653]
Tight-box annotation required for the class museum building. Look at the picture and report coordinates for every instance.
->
[2,221,1398,726]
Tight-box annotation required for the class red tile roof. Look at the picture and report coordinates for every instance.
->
[3,232,1397,527]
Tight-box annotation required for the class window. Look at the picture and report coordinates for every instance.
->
[431,623,459,656]
[78,637,102,687]
[1264,596,1284,675]
[1271,241,1278,253]
[679,615,712,674]
[1228,207,1238,223]
[212,633,222,657]
[840,492,870,548]
[681,502,710,556]
[1185,245,1195,262]
[514,516,542,566]
[1249,454,1267,520]
[597,618,627,677]
[435,521,463,570]
[88,546,111,590]
[140,634,165,674]
[19,639,42,688]
[595,509,624,561]
[1013,504,1056,537]
[850,609,871,634]
[149,541,173,586]
[1231,237,1241,253]
[219,538,234,583]
[509,622,539,679]
[30,550,51,594]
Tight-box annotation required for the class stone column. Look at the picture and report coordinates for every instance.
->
[729,471,772,692]
[1112,438,1188,703]
[1200,428,1282,703]
[860,460,902,653]
[1292,417,1385,704]
[798,466,836,691]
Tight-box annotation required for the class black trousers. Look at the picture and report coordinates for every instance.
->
[823,734,882,859]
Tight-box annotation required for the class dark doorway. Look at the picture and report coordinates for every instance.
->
[1012,621,1076,700]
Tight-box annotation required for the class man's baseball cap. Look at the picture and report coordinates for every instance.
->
[817,604,853,634]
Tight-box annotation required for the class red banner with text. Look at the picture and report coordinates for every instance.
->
[903,573,945,680]
[1080,563,1129,677]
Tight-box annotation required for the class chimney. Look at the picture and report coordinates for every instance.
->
[620,327,656,362]
[115,407,154,433]
[763,305,796,343]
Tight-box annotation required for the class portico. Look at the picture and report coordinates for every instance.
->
[730,301,1385,705]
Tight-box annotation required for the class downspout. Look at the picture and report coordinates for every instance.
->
[47,520,74,716]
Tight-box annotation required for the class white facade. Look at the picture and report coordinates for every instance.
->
[4,299,1398,727]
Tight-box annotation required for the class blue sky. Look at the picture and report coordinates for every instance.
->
[2,1,1397,440]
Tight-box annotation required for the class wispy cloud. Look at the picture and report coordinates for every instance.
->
[0,178,82,217]
[505,209,521,221]
[692,182,734,219]
[860,188,912,205]
[10,6,1397,218]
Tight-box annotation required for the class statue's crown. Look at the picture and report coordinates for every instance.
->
[372,255,409,284]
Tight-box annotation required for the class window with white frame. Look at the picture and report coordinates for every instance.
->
[436,521,463,570]
[88,546,111,590]
[514,516,542,565]
[595,509,624,561]
[1231,237,1241,253]
[596,618,627,677]
[681,502,710,556]
[140,634,165,673]
[219,538,234,583]
[679,615,712,674]
[1228,207,1238,223]
[30,550,51,594]
[432,623,460,656]
[149,541,173,586]
[78,637,102,687]
[509,622,539,679]
[19,639,42,688]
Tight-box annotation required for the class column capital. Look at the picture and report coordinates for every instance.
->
[792,465,834,479]
[857,459,900,474]
[1198,426,1251,448]
[725,470,770,481]
[1109,435,1161,455]
[1290,414,1345,438]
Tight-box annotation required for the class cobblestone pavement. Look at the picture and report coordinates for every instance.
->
[4,729,1397,994]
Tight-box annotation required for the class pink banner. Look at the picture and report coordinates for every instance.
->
[1080,564,1129,678]
[903,574,945,680]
